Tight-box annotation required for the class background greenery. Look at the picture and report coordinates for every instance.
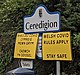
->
[0,0,80,75]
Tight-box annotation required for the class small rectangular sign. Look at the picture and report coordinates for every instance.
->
[14,33,39,59]
[42,31,72,60]
[21,59,33,69]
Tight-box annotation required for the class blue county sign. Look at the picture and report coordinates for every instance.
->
[24,4,60,33]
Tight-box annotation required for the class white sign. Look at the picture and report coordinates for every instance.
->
[21,59,33,69]
[24,4,60,33]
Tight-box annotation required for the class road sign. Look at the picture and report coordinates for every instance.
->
[24,4,60,33]
[14,33,39,59]
[42,31,72,60]
[21,59,33,69]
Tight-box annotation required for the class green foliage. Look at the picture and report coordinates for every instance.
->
[0,0,41,74]
[73,33,80,47]
[0,0,80,75]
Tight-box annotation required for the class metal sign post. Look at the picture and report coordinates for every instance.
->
[37,35,42,59]
[56,61,60,75]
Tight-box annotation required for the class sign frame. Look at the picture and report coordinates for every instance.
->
[23,4,60,34]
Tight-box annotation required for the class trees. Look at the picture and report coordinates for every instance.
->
[0,0,41,74]
[0,0,80,74]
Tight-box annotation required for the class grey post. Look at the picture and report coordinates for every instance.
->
[56,61,60,75]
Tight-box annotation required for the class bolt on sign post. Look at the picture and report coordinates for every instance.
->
[37,36,42,59]
[14,33,39,59]
[42,31,72,60]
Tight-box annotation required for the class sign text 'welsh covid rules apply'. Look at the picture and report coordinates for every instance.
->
[42,31,72,61]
